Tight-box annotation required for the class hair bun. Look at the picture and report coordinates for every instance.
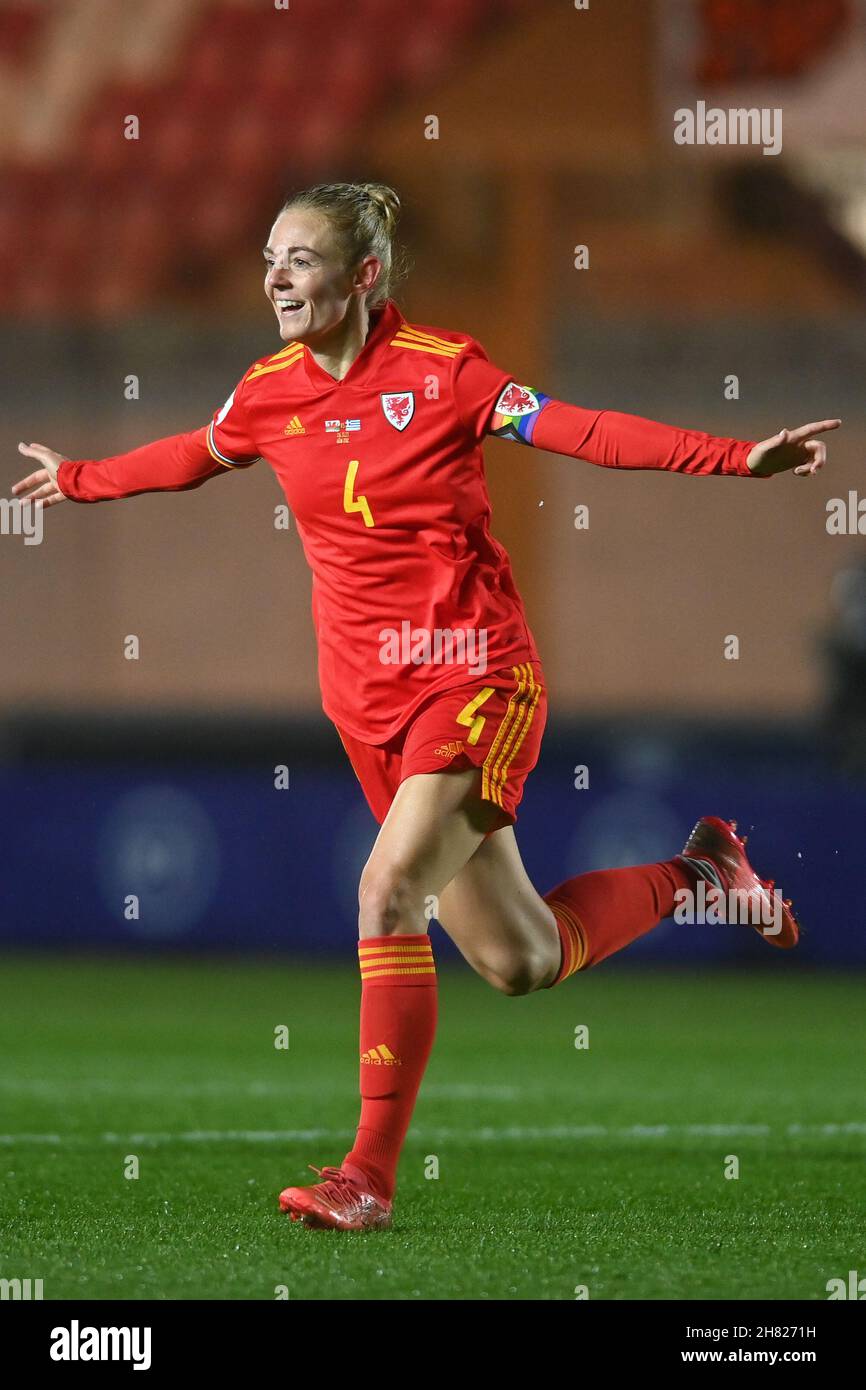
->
[362,183,400,234]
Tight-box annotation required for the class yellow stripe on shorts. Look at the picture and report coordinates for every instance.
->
[481,664,540,808]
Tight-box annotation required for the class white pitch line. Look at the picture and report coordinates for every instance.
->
[1,1123,865,1146]
[0,1081,519,1101]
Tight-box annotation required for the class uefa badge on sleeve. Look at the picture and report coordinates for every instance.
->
[381,392,415,431]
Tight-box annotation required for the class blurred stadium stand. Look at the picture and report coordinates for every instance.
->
[0,0,524,316]
[2,0,864,956]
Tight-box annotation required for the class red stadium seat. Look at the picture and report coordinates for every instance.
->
[0,4,47,63]
[0,0,529,314]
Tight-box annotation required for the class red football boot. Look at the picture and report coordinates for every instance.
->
[278,1163,392,1231]
[676,816,800,949]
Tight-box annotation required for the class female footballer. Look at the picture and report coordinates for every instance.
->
[13,182,840,1232]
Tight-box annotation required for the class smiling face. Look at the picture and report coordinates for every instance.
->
[263,208,381,344]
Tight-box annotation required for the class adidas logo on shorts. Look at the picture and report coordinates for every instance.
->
[434,740,464,759]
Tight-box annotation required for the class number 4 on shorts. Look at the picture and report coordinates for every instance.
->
[456,686,496,746]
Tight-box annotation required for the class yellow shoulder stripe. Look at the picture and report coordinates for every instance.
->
[388,325,468,358]
[246,346,305,382]
[395,323,469,351]
[389,335,465,359]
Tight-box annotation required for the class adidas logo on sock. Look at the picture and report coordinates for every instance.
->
[360,1043,401,1066]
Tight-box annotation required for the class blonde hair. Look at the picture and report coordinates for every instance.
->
[278,181,405,308]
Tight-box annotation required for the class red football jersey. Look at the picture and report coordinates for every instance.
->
[58,297,757,742]
[199,298,536,740]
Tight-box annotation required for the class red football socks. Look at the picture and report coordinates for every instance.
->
[341,865,697,1191]
[343,933,437,1200]
[545,859,695,984]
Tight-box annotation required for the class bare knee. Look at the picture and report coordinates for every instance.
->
[358,859,429,938]
[479,946,554,997]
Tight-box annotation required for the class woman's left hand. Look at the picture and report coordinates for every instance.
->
[747,419,841,477]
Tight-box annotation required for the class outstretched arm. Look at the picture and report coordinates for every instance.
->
[12,427,239,508]
[58,427,234,501]
[451,352,839,479]
[489,387,840,479]
[492,391,754,476]
[12,380,260,507]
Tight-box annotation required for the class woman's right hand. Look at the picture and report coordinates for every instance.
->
[12,442,69,508]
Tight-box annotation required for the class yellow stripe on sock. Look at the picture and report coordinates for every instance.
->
[548,899,586,979]
[358,945,433,959]
[358,942,433,953]
[359,966,438,979]
[358,939,435,978]
[358,951,434,965]
[355,950,433,961]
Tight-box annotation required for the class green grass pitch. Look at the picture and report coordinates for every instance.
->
[1,955,864,1300]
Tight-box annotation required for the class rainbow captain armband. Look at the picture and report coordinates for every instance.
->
[204,388,261,469]
[205,418,259,469]
[489,383,552,445]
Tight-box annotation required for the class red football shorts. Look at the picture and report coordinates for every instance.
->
[335,659,547,826]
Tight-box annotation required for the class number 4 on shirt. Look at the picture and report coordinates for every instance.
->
[343,459,374,528]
